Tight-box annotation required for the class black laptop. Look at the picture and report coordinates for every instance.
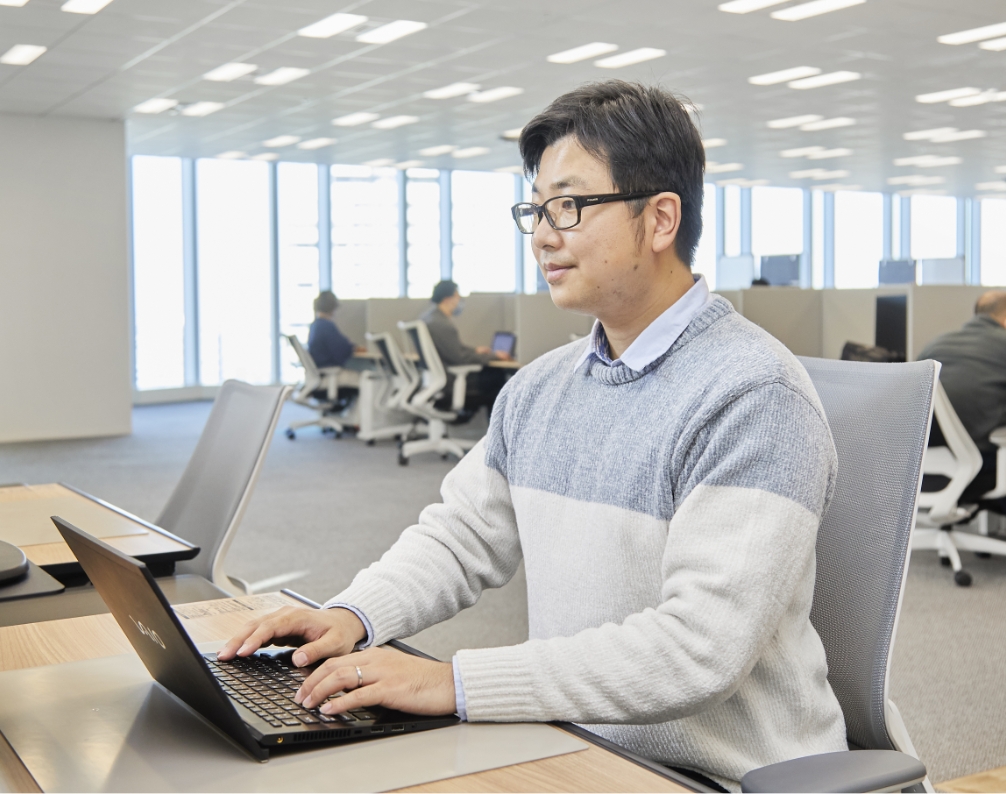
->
[53,516,458,761]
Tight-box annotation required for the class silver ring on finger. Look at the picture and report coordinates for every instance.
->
[355,665,363,689]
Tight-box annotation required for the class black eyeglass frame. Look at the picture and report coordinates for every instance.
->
[510,190,667,234]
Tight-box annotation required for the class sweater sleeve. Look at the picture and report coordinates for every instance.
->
[324,437,523,645]
[455,381,836,724]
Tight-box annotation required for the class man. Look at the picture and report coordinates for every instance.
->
[919,291,1006,501]
[307,290,355,369]
[221,80,846,789]
[420,280,511,414]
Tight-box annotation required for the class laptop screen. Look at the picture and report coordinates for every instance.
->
[491,332,516,356]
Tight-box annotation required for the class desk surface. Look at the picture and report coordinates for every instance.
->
[0,484,195,571]
[355,350,521,369]
[0,594,689,793]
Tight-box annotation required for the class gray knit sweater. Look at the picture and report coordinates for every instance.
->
[330,296,847,788]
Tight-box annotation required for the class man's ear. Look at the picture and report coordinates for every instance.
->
[650,192,681,255]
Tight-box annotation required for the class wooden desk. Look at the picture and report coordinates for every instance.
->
[0,595,689,793]
[0,483,196,579]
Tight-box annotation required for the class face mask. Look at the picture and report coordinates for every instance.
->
[452,298,465,317]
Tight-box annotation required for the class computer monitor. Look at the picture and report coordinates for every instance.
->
[491,332,516,357]
[878,260,916,285]
[875,295,907,361]
[759,255,800,286]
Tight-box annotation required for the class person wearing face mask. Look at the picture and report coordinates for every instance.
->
[419,280,511,416]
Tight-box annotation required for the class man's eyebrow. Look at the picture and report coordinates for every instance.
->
[531,176,590,195]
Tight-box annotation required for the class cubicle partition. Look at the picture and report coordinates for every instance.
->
[514,293,595,364]
[740,288,824,358]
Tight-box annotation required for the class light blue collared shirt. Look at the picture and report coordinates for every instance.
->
[574,275,712,373]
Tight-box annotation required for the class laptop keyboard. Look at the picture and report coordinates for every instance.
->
[205,654,379,730]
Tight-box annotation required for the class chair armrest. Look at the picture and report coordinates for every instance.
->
[983,426,1006,499]
[446,365,483,412]
[318,367,341,400]
[740,750,925,793]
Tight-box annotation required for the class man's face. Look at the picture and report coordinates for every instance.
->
[530,136,657,319]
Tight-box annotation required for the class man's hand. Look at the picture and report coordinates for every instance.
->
[217,606,366,666]
[475,345,492,355]
[295,646,456,717]
[494,351,512,361]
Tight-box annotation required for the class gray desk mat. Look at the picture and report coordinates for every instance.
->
[0,651,586,792]
[0,496,147,547]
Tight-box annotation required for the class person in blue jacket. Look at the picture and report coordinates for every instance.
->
[308,291,355,368]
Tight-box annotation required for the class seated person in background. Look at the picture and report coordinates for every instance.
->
[220,80,846,790]
[420,280,511,415]
[919,290,1006,504]
[308,290,355,369]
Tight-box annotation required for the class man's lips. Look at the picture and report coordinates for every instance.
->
[543,262,574,283]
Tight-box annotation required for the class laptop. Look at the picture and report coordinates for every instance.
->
[53,516,458,761]
[491,331,516,357]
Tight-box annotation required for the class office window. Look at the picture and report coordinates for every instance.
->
[723,185,741,257]
[196,158,273,385]
[811,190,825,289]
[452,170,516,293]
[520,178,544,293]
[331,165,400,299]
[405,168,441,299]
[693,184,718,288]
[981,199,1006,286]
[911,195,957,260]
[132,155,186,391]
[277,162,320,384]
[752,186,803,265]
[834,191,883,289]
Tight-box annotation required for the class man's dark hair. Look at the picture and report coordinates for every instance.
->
[314,290,338,314]
[432,280,459,304]
[975,290,1006,320]
[519,80,705,266]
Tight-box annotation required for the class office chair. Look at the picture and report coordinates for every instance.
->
[396,320,481,465]
[284,334,350,439]
[356,331,425,445]
[740,358,936,793]
[161,380,306,596]
[914,382,1006,586]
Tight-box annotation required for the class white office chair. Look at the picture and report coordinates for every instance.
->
[914,381,1006,586]
[162,380,307,596]
[396,320,481,465]
[356,332,424,445]
[284,334,350,439]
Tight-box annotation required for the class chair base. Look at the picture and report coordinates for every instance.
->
[912,515,1006,587]
[286,414,345,439]
[398,418,476,464]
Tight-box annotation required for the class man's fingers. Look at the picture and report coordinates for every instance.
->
[300,663,364,709]
[320,683,381,714]
[290,632,347,668]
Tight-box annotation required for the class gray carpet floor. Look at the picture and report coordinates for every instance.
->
[2,401,1003,786]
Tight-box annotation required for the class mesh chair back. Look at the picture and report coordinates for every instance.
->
[367,332,421,408]
[798,357,937,751]
[399,321,448,396]
[286,335,322,397]
[157,380,290,589]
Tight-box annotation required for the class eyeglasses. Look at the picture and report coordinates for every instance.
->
[510,191,664,235]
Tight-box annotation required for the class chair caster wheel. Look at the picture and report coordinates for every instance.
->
[332,430,342,439]
[366,439,375,446]
[975,551,991,559]
[285,429,296,440]
[954,570,972,587]
[940,556,951,567]
[398,451,409,466]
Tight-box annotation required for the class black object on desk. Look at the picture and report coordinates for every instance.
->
[0,540,65,603]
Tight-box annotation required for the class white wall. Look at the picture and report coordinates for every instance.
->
[0,113,131,443]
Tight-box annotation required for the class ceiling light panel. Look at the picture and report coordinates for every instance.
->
[547,42,618,63]
[719,0,788,13]
[790,168,850,179]
[887,175,944,186]
[61,0,113,13]
[357,20,427,44]
[1,44,46,65]
[371,115,419,129]
[949,90,1006,107]
[468,86,523,103]
[807,147,853,159]
[203,63,257,82]
[216,151,246,160]
[133,97,177,114]
[595,48,666,68]
[363,158,394,167]
[706,162,744,173]
[978,37,1006,51]
[180,101,224,117]
[894,155,962,167]
[750,66,821,86]
[419,145,455,156]
[263,135,300,147]
[703,138,728,148]
[298,13,367,39]
[453,147,491,158]
[937,21,1006,45]
[395,160,424,169]
[333,112,379,126]
[255,67,309,86]
[789,71,861,89]
[0,0,30,6]
[771,0,866,22]
[495,165,525,174]
[916,87,980,103]
[996,166,1006,175]
[801,117,856,131]
[768,114,823,128]
[500,128,523,141]
[251,153,279,161]
[298,138,336,150]
[976,181,1006,191]
[904,127,957,141]
[423,82,479,99]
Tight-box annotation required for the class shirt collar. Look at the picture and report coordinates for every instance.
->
[574,275,712,373]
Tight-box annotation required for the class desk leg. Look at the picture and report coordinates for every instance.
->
[0,731,40,793]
